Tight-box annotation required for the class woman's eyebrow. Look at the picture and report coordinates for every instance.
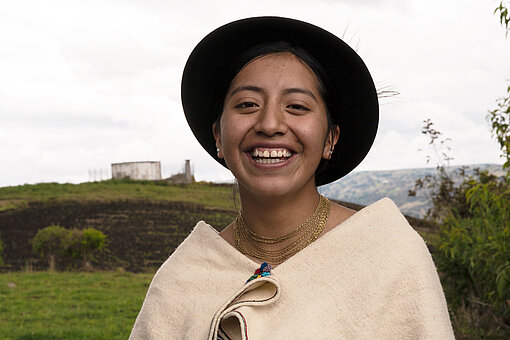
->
[229,85,265,98]
[282,88,317,102]
[229,86,317,102]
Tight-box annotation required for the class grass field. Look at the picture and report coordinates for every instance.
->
[0,271,154,340]
[0,179,237,211]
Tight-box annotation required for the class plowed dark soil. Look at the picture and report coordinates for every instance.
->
[0,200,236,272]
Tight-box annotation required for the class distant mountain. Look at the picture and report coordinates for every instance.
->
[319,164,504,218]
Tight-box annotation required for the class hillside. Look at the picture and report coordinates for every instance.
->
[319,163,504,217]
[0,179,437,272]
[0,180,238,272]
[0,179,237,211]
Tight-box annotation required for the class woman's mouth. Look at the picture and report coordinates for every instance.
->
[249,147,294,164]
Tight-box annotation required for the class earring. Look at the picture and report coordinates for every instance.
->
[329,149,333,159]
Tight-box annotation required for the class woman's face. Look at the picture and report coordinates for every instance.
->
[213,53,338,198]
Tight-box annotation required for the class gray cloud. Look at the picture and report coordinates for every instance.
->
[0,0,507,187]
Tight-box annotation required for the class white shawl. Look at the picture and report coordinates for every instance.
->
[130,198,455,339]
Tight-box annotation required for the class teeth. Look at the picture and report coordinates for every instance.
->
[255,158,286,164]
[250,148,293,158]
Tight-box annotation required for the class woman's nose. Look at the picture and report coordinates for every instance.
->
[254,104,287,137]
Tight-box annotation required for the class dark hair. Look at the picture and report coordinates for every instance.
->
[214,41,339,185]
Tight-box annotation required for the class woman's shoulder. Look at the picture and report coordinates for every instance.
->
[132,221,256,319]
[317,197,431,268]
[346,198,433,267]
[149,221,256,291]
[327,197,418,239]
[129,221,255,339]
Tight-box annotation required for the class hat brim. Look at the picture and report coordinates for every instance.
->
[181,16,378,186]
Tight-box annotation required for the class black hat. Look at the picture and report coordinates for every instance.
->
[181,16,378,186]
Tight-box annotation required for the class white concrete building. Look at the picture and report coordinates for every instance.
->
[111,161,162,180]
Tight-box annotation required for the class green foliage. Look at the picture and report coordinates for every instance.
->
[495,1,510,37]
[436,177,510,319]
[67,228,107,268]
[488,84,510,169]
[413,117,510,333]
[32,225,69,270]
[32,226,107,270]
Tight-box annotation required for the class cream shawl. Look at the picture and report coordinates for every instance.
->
[130,198,455,339]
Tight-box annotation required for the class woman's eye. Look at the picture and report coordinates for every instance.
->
[235,102,258,109]
[287,104,310,112]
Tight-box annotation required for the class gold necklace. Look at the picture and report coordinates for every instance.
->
[233,195,331,265]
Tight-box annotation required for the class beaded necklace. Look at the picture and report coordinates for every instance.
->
[233,195,331,265]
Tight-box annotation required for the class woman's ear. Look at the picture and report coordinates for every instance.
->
[323,125,340,159]
[212,121,224,159]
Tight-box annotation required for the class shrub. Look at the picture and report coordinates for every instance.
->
[412,116,510,334]
[67,228,107,269]
[32,226,107,271]
[32,225,70,271]
[436,177,510,321]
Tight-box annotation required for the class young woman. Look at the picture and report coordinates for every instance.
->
[130,17,454,339]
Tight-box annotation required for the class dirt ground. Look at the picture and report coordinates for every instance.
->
[0,197,435,273]
[0,200,236,272]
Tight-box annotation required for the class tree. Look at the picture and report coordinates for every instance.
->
[67,228,107,269]
[32,225,69,271]
[32,226,107,271]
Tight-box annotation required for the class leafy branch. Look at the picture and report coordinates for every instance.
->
[495,1,510,37]
[488,85,510,169]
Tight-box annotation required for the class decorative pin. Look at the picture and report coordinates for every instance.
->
[246,262,272,283]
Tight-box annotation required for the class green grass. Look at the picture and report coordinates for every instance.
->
[417,229,440,248]
[0,180,236,211]
[0,271,154,340]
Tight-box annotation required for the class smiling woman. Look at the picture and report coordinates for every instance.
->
[215,53,334,201]
[129,17,454,339]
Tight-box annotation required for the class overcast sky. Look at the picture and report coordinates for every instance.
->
[1,0,509,187]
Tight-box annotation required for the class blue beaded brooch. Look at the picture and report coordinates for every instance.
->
[246,262,272,283]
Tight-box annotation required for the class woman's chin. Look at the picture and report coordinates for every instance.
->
[238,176,316,200]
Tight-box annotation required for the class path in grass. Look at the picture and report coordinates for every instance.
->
[0,271,154,340]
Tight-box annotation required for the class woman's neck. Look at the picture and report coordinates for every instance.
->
[238,184,321,238]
